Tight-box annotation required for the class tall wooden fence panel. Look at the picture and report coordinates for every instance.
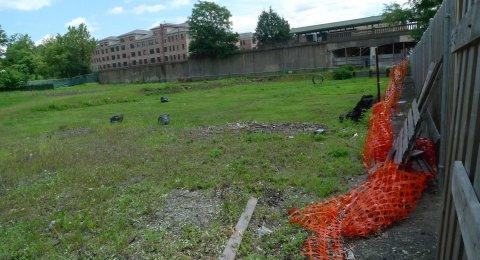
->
[409,0,480,259]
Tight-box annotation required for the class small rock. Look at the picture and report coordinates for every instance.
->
[48,220,56,231]
[314,128,325,135]
[256,226,273,237]
[161,96,169,103]
[402,250,408,255]
[110,114,124,123]
[288,136,294,139]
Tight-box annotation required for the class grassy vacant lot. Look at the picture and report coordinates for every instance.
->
[0,75,386,258]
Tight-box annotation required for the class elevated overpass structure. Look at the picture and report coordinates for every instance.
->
[291,16,417,68]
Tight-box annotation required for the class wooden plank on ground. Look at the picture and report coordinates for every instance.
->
[412,99,420,124]
[220,197,258,260]
[452,161,480,260]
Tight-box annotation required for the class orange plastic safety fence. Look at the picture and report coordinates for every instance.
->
[290,61,437,259]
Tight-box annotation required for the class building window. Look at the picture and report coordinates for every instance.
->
[150,49,154,54]
[123,62,127,66]
[129,36,134,41]
[139,59,143,65]
[113,63,117,68]
[110,47,115,52]
[157,57,161,62]
[144,59,147,64]
[169,46,171,51]
[165,56,168,61]
[116,46,119,51]
[130,44,135,49]
[121,45,125,50]
[170,55,172,61]
[156,48,160,53]
[143,50,146,55]
[107,64,111,68]
[164,47,167,52]
[121,39,125,43]
[106,49,109,53]
[123,53,127,58]
[150,58,155,63]
[177,54,180,60]
[117,54,120,59]
[181,34,184,39]
[183,54,186,59]
[132,60,137,65]
[112,55,115,60]
[101,50,104,54]
[142,42,145,47]
[102,57,105,61]
[107,56,110,61]
[118,62,121,67]
[138,51,141,56]
[182,44,185,50]
[131,52,135,57]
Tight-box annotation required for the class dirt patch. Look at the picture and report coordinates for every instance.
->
[55,127,91,138]
[187,122,326,139]
[147,189,221,232]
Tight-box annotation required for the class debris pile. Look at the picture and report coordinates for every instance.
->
[290,61,437,259]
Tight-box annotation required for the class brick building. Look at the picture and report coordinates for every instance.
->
[91,23,190,71]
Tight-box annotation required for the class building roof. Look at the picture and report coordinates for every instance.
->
[239,32,253,38]
[118,29,150,37]
[291,15,383,34]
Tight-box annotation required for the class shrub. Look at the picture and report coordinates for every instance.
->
[341,65,355,71]
[332,67,353,80]
[0,67,28,91]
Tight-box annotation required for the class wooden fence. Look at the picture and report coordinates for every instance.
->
[409,0,480,259]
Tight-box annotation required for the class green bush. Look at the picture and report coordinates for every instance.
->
[0,67,27,91]
[332,67,353,80]
[341,65,355,71]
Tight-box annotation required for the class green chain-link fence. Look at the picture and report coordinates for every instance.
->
[26,72,99,90]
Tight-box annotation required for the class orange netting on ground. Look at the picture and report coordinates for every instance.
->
[289,61,437,259]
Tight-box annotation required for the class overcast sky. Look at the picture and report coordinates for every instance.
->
[0,0,407,44]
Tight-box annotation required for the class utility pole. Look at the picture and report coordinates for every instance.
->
[375,47,381,102]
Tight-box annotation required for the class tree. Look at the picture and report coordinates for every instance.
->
[3,34,39,79]
[254,7,291,47]
[187,1,239,58]
[383,0,442,40]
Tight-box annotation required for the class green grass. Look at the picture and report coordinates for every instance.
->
[0,76,386,258]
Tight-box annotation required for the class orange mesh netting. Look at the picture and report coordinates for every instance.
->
[289,61,437,259]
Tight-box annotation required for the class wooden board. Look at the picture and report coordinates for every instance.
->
[452,161,480,260]
[220,198,258,260]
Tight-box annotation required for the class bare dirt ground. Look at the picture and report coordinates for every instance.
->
[186,121,326,138]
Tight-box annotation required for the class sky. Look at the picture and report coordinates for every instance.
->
[0,0,407,45]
